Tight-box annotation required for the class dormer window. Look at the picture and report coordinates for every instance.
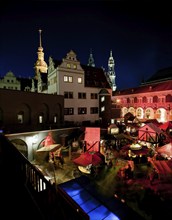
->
[67,63,71,68]
[73,64,77,69]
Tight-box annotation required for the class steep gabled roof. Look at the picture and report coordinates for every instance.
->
[144,119,161,127]
[114,79,172,96]
[50,56,111,89]
[114,66,172,95]
[139,122,163,134]
[81,65,111,88]
[144,66,172,84]
[52,59,62,68]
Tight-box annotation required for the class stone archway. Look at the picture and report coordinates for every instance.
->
[155,108,167,123]
[10,139,28,158]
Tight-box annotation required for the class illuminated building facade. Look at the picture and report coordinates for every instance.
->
[0,71,32,92]
[0,71,21,90]
[45,50,112,127]
[33,31,114,127]
[112,67,172,123]
[0,30,117,128]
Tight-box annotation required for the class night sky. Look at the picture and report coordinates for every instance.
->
[1,0,172,90]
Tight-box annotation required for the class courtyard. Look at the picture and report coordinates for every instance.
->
[33,144,172,220]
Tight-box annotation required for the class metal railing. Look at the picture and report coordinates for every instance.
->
[0,133,89,220]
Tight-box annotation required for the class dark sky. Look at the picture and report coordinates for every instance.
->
[1,0,172,90]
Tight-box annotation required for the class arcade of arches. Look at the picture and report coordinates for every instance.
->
[122,107,172,123]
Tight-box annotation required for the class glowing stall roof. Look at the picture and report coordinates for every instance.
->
[58,176,143,220]
[58,179,119,220]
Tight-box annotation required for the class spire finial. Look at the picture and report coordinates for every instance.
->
[110,50,112,57]
[39,29,42,47]
[87,48,95,67]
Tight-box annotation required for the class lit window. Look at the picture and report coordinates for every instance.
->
[54,115,57,123]
[73,64,77,69]
[101,106,105,112]
[78,77,82,83]
[64,76,68,82]
[156,109,161,120]
[39,115,43,123]
[111,119,115,124]
[69,76,73,82]
[136,109,142,118]
[101,96,105,102]
[145,109,151,119]
[67,63,71,68]
[17,113,23,124]
[64,76,73,83]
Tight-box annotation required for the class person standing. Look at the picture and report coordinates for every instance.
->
[42,132,55,147]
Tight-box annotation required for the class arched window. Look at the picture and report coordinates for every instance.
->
[54,114,58,123]
[38,113,44,124]
[136,108,143,119]
[134,97,137,103]
[142,96,147,103]
[153,96,158,103]
[127,98,130,103]
[166,94,172,102]
[17,111,24,124]
[145,109,151,119]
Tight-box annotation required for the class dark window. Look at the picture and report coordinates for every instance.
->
[64,92,73,99]
[91,93,98,99]
[78,108,87,114]
[64,108,74,115]
[78,93,86,99]
[90,107,98,114]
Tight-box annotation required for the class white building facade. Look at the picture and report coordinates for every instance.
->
[46,50,112,126]
[0,71,21,90]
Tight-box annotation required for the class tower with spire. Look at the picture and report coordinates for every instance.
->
[34,29,48,80]
[107,50,116,91]
[87,49,95,67]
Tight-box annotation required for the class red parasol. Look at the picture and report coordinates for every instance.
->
[73,151,104,166]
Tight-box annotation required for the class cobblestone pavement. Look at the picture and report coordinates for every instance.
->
[33,150,172,220]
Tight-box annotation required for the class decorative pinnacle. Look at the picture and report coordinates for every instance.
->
[39,29,42,47]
